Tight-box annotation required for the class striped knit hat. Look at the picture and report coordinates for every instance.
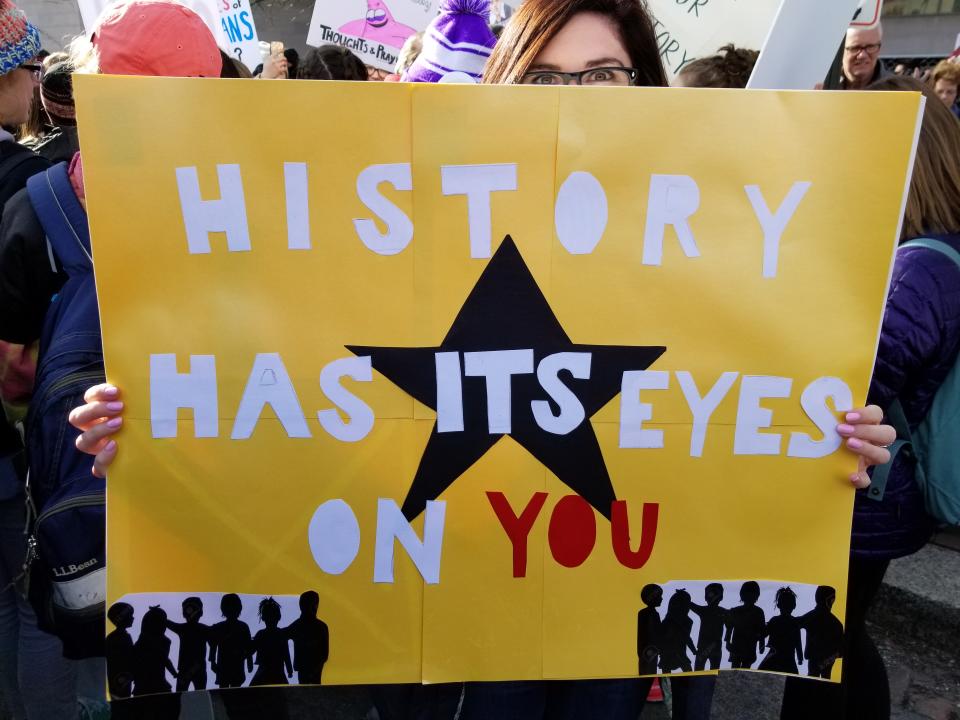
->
[401,0,496,83]
[0,0,40,76]
[40,61,75,126]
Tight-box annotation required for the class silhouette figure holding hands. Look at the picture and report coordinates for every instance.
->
[209,593,253,688]
[637,584,663,675]
[284,590,329,685]
[725,581,766,669]
[659,589,696,673]
[691,583,728,671]
[166,596,211,691]
[759,586,803,674]
[106,602,135,699]
[799,586,844,678]
[251,597,292,686]
[132,606,178,696]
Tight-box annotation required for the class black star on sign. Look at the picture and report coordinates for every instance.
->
[348,236,666,521]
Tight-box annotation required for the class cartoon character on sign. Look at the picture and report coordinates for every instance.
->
[339,0,417,49]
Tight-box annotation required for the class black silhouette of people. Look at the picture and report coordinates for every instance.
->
[285,590,330,684]
[133,606,178,696]
[691,583,727,671]
[759,587,803,674]
[637,584,663,675]
[106,602,136,698]
[209,593,253,688]
[725,581,767,669]
[166,596,210,691]
[659,589,696,673]
[251,597,293,685]
[799,585,844,678]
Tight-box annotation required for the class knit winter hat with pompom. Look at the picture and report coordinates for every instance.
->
[0,0,40,77]
[401,0,496,83]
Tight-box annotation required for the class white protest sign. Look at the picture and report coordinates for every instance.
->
[852,0,884,27]
[747,0,862,90]
[306,0,441,72]
[644,0,782,79]
[217,0,260,70]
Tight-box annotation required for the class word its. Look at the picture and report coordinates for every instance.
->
[488,493,659,576]
[308,498,446,584]
[149,352,853,461]
[175,163,811,278]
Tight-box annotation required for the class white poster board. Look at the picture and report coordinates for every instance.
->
[644,0,782,79]
[852,0,884,27]
[747,0,862,90]
[306,0,441,72]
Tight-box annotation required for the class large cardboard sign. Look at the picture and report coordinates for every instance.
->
[306,0,440,72]
[75,77,922,695]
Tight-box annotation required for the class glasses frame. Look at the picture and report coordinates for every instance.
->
[520,66,640,87]
[20,63,42,80]
[844,43,882,56]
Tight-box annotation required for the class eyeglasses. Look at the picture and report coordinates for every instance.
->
[844,43,881,56]
[520,66,639,87]
[20,63,41,81]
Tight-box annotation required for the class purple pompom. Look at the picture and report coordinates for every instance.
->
[439,0,489,16]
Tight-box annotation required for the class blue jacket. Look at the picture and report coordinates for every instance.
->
[855,234,960,558]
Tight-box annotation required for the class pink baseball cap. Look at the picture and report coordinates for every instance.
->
[92,0,221,78]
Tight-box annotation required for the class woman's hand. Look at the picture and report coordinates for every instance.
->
[68,383,123,477]
[837,405,895,489]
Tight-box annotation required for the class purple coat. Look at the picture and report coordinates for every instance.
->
[854,234,960,558]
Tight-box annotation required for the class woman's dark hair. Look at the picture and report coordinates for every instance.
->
[869,75,960,239]
[284,48,300,79]
[676,44,759,89]
[298,47,334,80]
[219,49,253,79]
[313,45,368,81]
[483,0,668,87]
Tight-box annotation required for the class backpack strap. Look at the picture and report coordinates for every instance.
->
[870,237,960,501]
[25,163,90,277]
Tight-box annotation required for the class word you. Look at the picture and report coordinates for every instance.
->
[176,163,811,278]
[150,352,853,460]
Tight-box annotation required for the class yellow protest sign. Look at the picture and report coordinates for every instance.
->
[75,75,921,693]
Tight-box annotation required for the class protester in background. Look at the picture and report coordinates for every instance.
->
[32,59,78,163]
[781,75,960,720]
[840,24,886,90]
[674,44,758,89]
[403,0,496,83]
[220,49,253,78]
[283,47,299,79]
[312,45,367,80]
[297,48,332,80]
[931,58,960,118]
[395,31,423,75]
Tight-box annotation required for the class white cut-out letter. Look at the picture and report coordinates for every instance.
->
[677,371,739,458]
[150,354,218,438]
[642,174,701,266]
[374,498,446,584]
[231,353,310,439]
[745,181,812,278]
[555,171,607,255]
[532,352,591,435]
[308,499,360,575]
[787,377,854,458]
[435,352,464,433]
[734,375,792,455]
[464,349,534,434]
[175,165,250,254]
[353,163,414,256]
[285,162,310,250]
[619,370,670,449]
[318,357,375,442]
[441,163,518,258]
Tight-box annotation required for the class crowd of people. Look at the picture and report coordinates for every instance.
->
[0,0,957,718]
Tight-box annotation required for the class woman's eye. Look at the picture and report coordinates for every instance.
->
[585,70,612,83]
[533,74,560,85]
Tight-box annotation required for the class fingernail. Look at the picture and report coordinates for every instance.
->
[837,424,855,435]
[845,412,861,422]
[105,440,117,452]
[847,438,863,450]
[104,386,118,397]
[106,401,123,412]
[106,418,122,428]
[849,473,861,484]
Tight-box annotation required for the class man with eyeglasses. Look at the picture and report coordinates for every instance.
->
[840,24,888,90]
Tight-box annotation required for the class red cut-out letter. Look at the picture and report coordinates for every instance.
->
[548,495,597,568]
[611,500,659,569]
[487,491,549,578]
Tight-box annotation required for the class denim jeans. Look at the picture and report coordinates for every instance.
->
[0,496,78,719]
